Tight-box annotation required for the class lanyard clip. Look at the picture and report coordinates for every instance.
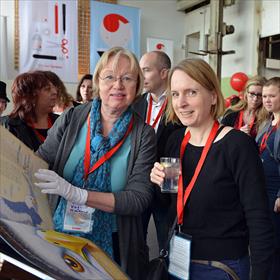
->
[83,180,88,189]
[178,224,182,233]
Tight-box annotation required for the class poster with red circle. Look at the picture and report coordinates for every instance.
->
[90,1,140,73]
[147,37,174,64]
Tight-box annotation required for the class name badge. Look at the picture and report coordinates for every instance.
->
[168,232,192,280]
[63,201,95,233]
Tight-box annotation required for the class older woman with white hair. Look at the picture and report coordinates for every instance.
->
[34,47,156,279]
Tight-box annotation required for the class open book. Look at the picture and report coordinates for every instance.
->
[0,126,128,280]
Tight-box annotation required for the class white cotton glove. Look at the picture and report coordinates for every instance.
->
[34,169,88,205]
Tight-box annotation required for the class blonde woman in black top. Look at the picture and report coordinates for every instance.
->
[150,59,274,280]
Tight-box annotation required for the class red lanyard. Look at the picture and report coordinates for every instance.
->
[259,124,277,154]
[31,116,52,143]
[236,110,255,131]
[146,95,167,128]
[84,115,133,180]
[177,121,219,225]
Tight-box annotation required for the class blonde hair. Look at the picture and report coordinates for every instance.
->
[92,47,143,100]
[165,58,225,123]
[224,75,267,130]
[228,75,267,113]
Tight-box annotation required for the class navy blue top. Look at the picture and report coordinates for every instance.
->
[260,131,280,200]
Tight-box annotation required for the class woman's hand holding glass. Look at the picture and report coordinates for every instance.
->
[150,162,165,187]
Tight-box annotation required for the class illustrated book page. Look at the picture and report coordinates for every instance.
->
[0,126,128,279]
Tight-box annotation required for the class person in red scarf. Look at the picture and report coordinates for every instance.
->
[221,75,266,138]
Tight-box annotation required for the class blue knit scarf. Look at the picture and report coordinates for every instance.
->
[53,98,133,256]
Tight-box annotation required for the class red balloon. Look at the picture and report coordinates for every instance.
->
[230,72,248,92]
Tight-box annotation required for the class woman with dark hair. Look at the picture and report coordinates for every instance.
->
[43,71,75,114]
[0,71,58,151]
[76,74,93,103]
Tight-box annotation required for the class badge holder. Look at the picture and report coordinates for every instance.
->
[168,225,192,280]
[63,201,95,233]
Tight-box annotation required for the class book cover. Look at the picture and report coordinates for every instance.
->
[0,126,128,279]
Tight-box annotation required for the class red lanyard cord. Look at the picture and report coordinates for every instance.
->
[30,116,53,143]
[84,115,133,180]
[146,95,167,128]
[259,123,278,154]
[177,121,220,225]
[236,110,255,131]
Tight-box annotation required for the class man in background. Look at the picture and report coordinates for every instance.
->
[0,81,10,116]
[133,51,181,253]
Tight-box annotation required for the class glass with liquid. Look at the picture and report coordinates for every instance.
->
[160,157,180,193]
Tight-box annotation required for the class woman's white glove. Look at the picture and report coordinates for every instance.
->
[34,169,88,205]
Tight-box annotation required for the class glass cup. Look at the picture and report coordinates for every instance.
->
[160,157,180,193]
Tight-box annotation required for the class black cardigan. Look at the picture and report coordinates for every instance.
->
[0,113,59,151]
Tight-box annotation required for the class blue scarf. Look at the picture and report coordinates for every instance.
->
[53,98,133,256]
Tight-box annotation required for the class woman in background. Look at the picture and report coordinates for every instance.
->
[150,59,274,280]
[0,71,58,151]
[0,81,10,117]
[222,75,266,138]
[43,71,76,114]
[76,74,93,103]
[256,77,280,280]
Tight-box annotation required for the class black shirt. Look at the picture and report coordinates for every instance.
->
[165,127,274,279]
[0,113,59,151]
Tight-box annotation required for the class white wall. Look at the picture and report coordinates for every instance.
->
[222,0,259,77]
[260,0,280,78]
[118,0,186,64]
[181,5,210,61]
[182,0,259,77]
[260,0,280,37]
[182,0,280,79]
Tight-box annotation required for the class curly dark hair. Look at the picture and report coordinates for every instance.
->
[9,71,53,123]
[43,71,73,108]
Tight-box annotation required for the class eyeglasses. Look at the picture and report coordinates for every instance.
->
[99,74,137,86]
[248,92,262,99]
